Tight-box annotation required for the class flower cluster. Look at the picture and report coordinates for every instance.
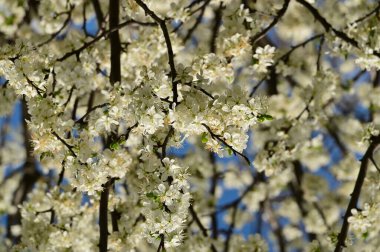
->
[348,203,379,234]
[1,0,380,251]
[136,157,191,248]
[253,45,276,74]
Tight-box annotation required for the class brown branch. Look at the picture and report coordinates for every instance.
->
[7,98,40,244]
[99,178,114,252]
[183,82,215,99]
[189,204,218,252]
[160,126,174,159]
[52,131,77,157]
[316,36,325,71]
[349,2,380,25]
[369,70,380,121]
[111,209,121,232]
[0,168,23,187]
[202,123,251,165]
[373,70,380,88]
[268,203,286,252]
[223,206,238,252]
[313,202,330,229]
[75,103,110,125]
[109,0,121,85]
[288,161,317,241]
[36,208,55,224]
[183,0,210,43]
[91,0,104,31]
[209,152,218,239]
[57,160,65,186]
[249,33,324,96]
[23,73,43,97]
[82,2,90,37]
[57,19,156,62]
[134,0,178,108]
[187,0,208,13]
[173,0,210,33]
[63,85,75,108]
[209,2,223,53]
[325,123,348,156]
[71,97,79,120]
[296,0,358,47]
[250,0,290,44]
[334,135,380,252]
[98,2,122,250]
[38,5,74,47]
[157,234,165,252]
[296,0,380,57]
[216,181,255,213]
[0,116,10,166]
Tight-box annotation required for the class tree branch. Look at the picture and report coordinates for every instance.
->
[99,1,122,250]
[209,152,219,239]
[223,205,238,252]
[202,123,251,165]
[250,0,290,44]
[334,135,380,252]
[57,19,156,62]
[183,0,210,43]
[189,204,218,252]
[91,0,104,31]
[7,98,40,244]
[109,0,121,85]
[296,0,380,57]
[99,178,114,252]
[209,2,223,53]
[52,131,77,157]
[38,5,74,47]
[75,103,110,125]
[134,0,178,108]
[250,33,324,96]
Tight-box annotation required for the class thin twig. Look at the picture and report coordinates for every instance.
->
[38,5,74,47]
[250,0,290,44]
[52,131,77,157]
[202,123,251,165]
[250,34,324,96]
[135,0,178,108]
[296,0,380,57]
[57,19,156,62]
[75,103,110,125]
[189,205,218,252]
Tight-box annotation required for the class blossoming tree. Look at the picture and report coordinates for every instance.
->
[0,0,380,251]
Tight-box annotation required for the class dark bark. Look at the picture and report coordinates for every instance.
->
[6,98,40,244]
[334,135,380,251]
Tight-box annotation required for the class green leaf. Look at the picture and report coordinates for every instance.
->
[5,15,15,26]
[257,114,274,122]
[362,231,369,240]
[226,147,233,156]
[146,192,158,200]
[201,132,208,143]
[110,142,119,150]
